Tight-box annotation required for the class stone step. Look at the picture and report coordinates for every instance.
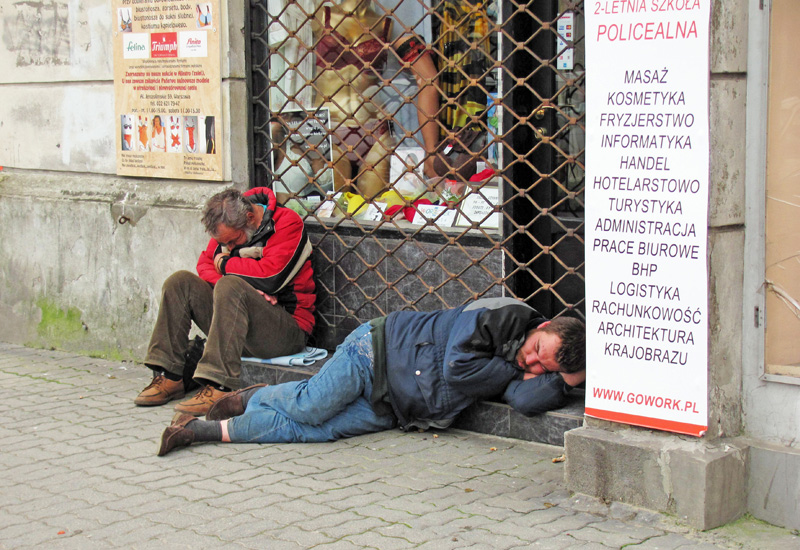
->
[241,358,584,447]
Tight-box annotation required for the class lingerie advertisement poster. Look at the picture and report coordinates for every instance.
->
[112,0,222,180]
[583,1,711,436]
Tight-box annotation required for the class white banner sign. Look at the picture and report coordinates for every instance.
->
[584,1,710,436]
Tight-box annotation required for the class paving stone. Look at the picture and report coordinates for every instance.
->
[413,537,475,550]
[628,532,715,549]
[319,515,389,539]
[308,540,365,550]
[526,534,588,549]
[45,533,115,550]
[122,495,189,517]
[452,500,524,522]
[83,517,158,541]
[298,509,372,531]
[509,510,604,534]
[426,514,498,536]
[189,513,261,537]
[310,466,388,486]
[590,517,665,540]
[204,487,290,515]
[236,534,307,550]
[283,474,351,494]
[0,343,796,550]
[373,523,447,545]
[566,524,648,547]
[271,524,336,546]
[93,521,176,546]
[348,479,417,499]
[0,523,75,548]
[273,497,339,519]
[0,511,27,530]
[477,513,568,544]
[6,495,88,520]
[302,485,387,509]
[458,528,530,549]
[352,504,421,524]
[343,530,419,550]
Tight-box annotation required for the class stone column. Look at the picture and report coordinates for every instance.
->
[565,0,750,530]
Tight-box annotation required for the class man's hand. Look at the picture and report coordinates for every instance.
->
[559,370,586,388]
[256,290,278,305]
[214,252,230,274]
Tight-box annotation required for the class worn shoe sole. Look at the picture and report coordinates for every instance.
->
[134,389,185,407]
[174,401,211,416]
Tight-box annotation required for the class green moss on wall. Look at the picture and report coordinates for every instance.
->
[32,298,87,348]
[25,299,138,361]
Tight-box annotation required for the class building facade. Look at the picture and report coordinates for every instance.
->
[0,0,796,531]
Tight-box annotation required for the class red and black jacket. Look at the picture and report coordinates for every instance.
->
[196,187,315,334]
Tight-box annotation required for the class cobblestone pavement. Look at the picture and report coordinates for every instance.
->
[1,342,798,549]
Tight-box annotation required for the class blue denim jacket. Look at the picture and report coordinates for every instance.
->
[382,297,573,430]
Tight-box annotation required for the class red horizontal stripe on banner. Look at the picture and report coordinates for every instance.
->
[584,407,706,437]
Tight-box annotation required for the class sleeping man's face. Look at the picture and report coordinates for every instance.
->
[516,328,562,376]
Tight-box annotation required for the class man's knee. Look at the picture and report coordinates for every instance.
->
[212,274,251,299]
[163,270,199,291]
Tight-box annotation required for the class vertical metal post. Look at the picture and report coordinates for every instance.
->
[502,0,557,315]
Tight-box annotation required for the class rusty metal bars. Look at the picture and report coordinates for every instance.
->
[248,0,586,346]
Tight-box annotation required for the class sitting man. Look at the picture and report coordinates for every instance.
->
[157,297,584,455]
[135,187,315,416]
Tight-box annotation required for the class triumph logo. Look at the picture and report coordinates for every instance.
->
[151,32,178,58]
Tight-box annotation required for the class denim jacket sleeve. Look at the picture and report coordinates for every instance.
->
[502,373,573,416]
[441,310,523,398]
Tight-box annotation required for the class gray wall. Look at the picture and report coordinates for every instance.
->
[0,0,248,359]
[706,0,748,441]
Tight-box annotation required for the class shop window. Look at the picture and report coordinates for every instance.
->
[764,0,800,378]
[259,0,503,228]
[248,0,586,343]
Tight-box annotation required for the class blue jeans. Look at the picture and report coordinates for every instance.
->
[227,322,396,443]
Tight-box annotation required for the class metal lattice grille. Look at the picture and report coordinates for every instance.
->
[248,0,586,347]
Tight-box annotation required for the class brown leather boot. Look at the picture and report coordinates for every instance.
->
[206,384,268,421]
[157,412,196,456]
[174,384,228,416]
[134,374,185,406]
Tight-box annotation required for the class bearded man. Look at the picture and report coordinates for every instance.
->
[135,187,315,416]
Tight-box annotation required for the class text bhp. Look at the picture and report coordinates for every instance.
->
[632,262,657,276]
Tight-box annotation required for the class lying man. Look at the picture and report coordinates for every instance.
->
[157,297,585,455]
[135,187,315,416]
